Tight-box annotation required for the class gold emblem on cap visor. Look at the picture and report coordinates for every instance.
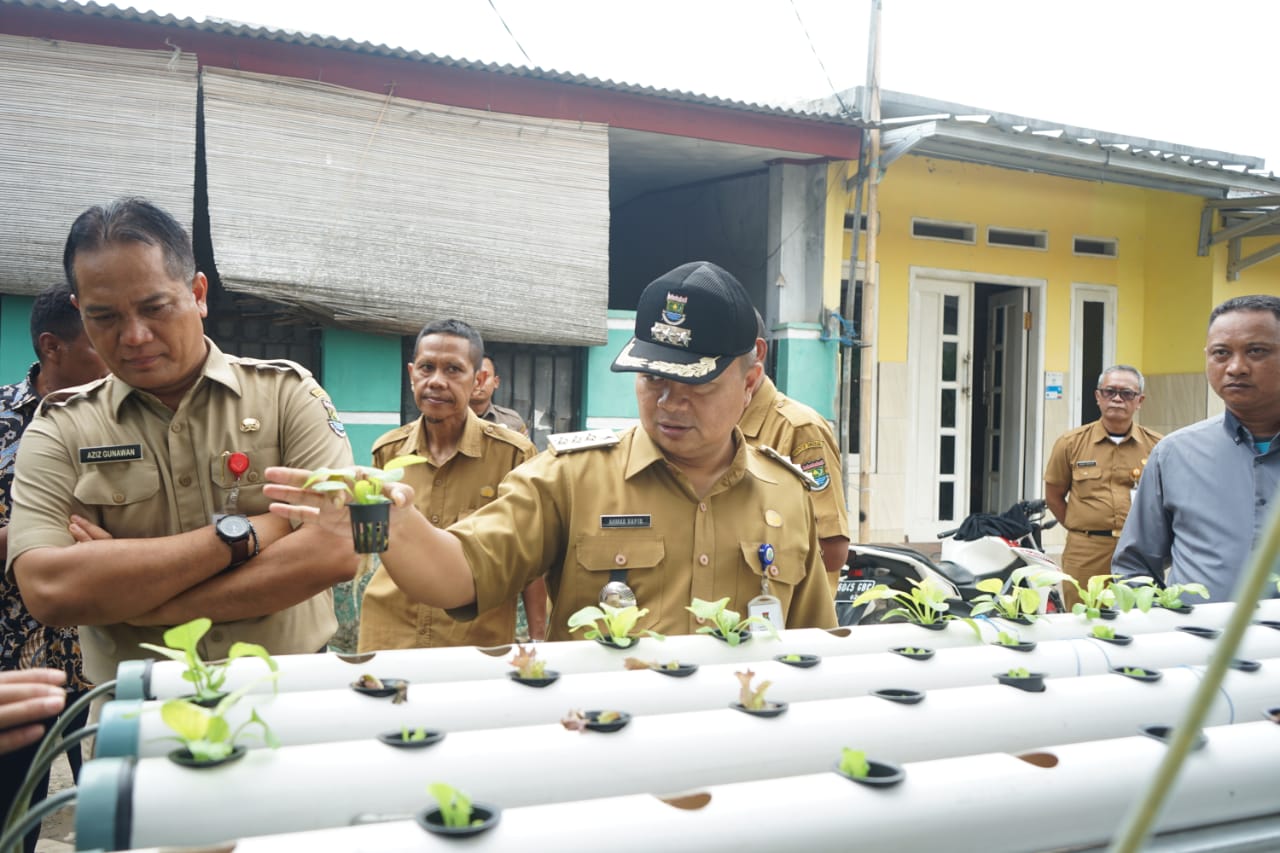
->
[765,509,783,527]
[239,417,261,432]
[614,340,719,378]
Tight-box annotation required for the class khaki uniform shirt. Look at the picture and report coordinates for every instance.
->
[740,376,849,541]
[447,426,837,640]
[1044,419,1163,534]
[6,340,352,683]
[359,412,536,651]
[476,402,528,435]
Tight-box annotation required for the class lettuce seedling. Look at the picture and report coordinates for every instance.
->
[509,644,547,679]
[851,576,952,626]
[1122,666,1149,677]
[427,782,481,828]
[735,669,773,711]
[566,603,662,647]
[970,567,1068,623]
[1154,582,1210,610]
[138,617,277,703]
[301,455,427,505]
[995,631,1023,646]
[1091,624,1117,641]
[1069,573,1120,620]
[159,676,280,762]
[839,747,870,779]
[1006,666,1031,679]
[686,597,777,645]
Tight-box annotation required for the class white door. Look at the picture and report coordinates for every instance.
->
[983,289,1029,513]
[906,279,972,540]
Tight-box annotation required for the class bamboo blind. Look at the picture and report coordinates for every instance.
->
[201,68,610,345]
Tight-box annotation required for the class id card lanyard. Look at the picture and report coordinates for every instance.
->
[747,543,784,632]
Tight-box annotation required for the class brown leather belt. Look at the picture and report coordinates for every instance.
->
[1080,529,1119,538]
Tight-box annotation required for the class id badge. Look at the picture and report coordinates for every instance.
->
[748,593,784,632]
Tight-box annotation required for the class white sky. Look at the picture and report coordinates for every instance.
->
[130,0,1277,170]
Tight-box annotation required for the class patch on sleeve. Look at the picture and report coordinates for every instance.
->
[801,458,830,491]
[317,395,346,438]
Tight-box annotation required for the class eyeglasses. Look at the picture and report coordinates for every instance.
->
[1097,387,1140,401]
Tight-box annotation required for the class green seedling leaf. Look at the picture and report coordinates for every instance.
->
[1091,624,1116,640]
[839,747,870,779]
[1006,667,1031,678]
[428,782,475,829]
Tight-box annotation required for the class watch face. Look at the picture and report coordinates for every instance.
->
[217,514,251,539]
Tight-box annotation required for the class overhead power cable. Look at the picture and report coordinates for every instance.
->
[789,0,850,115]
[486,0,534,65]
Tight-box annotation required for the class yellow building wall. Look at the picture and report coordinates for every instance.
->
[831,153,1280,541]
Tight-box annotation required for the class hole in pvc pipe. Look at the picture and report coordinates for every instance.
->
[1016,752,1059,768]
[658,792,712,811]
[477,645,513,657]
[335,652,376,664]
[826,627,853,638]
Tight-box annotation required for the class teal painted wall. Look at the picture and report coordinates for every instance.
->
[582,310,639,421]
[775,325,838,420]
[320,328,404,466]
[0,296,35,385]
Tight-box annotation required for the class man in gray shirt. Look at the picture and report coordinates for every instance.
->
[1113,294,1280,602]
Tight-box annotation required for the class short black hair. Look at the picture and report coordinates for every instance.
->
[30,283,85,359]
[412,319,484,370]
[63,197,196,294]
[1208,295,1280,329]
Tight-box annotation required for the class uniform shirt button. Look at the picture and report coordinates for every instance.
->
[209,630,224,643]
[695,616,706,625]
[769,565,780,577]
[430,515,439,524]
[434,479,443,487]
[170,422,182,433]
[179,475,192,487]
[247,472,259,483]
[112,493,125,504]
[614,554,627,566]
[698,554,709,566]
[698,502,707,512]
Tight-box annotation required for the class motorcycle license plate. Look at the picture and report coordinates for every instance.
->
[836,578,875,601]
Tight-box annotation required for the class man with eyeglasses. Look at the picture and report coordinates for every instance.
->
[1044,366,1162,607]
[1114,295,1280,602]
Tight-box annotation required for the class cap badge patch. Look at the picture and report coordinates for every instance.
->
[662,292,689,326]
[650,322,692,348]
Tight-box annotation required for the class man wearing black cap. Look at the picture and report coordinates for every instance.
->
[265,261,838,638]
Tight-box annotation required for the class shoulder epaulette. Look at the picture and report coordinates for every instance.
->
[547,429,620,455]
[36,376,109,415]
[370,422,414,456]
[756,444,821,491]
[230,356,313,379]
[481,422,537,451]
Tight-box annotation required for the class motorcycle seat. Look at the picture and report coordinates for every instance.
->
[936,560,975,586]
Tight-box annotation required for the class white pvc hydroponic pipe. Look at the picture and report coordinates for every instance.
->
[76,663,1279,849]
[98,626,1280,758]
[112,720,1280,853]
[115,599,1280,700]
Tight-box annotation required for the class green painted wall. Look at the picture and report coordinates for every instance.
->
[320,328,404,465]
[582,310,639,422]
[0,295,35,385]
[775,325,838,420]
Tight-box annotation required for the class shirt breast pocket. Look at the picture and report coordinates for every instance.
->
[738,541,807,589]
[574,535,666,576]
[1071,465,1102,483]
[208,447,283,514]
[73,461,162,528]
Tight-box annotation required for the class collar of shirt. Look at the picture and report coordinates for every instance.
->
[105,337,237,419]
[0,362,41,417]
[404,409,487,462]
[737,375,779,439]
[1087,418,1134,445]
[624,424,765,491]
[1222,409,1280,453]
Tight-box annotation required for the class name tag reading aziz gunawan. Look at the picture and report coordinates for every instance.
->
[79,444,143,463]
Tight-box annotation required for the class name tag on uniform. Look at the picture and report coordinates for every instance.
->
[1075,460,1097,467]
[79,444,143,463]
[601,515,651,529]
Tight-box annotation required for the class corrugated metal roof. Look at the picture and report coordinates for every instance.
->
[4,0,860,126]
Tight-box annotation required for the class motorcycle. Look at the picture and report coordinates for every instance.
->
[835,499,1065,627]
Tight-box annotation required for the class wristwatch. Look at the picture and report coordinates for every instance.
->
[215,514,258,570]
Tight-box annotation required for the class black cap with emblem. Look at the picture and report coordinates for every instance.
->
[610,261,758,385]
